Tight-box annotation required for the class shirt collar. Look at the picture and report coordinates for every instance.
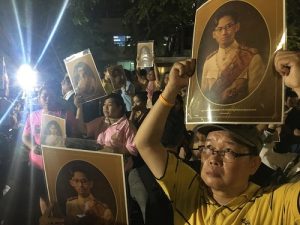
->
[63,90,74,100]
[218,40,239,55]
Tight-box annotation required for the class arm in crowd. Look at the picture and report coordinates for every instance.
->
[134,59,195,178]
[153,62,161,89]
[274,50,300,97]
[74,95,88,136]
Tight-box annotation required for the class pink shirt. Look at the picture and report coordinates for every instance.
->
[94,116,138,156]
[23,110,77,170]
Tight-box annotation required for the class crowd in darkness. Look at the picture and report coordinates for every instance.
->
[0,50,300,225]
[0,63,185,225]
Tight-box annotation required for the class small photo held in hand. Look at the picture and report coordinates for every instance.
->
[41,114,66,147]
[136,41,154,68]
[64,49,106,103]
[107,65,127,91]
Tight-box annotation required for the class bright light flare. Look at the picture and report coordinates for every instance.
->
[17,64,37,91]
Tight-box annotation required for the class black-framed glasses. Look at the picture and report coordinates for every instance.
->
[214,22,236,33]
[200,147,256,163]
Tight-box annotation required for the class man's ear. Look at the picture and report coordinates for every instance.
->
[212,31,216,40]
[249,156,261,175]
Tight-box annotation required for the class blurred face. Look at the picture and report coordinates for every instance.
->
[103,98,123,119]
[39,89,56,110]
[49,124,58,135]
[61,78,72,95]
[70,171,93,198]
[213,15,240,48]
[147,70,155,81]
[113,71,126,87]
[133,95,146,109]
[200,130,260,194]
[76,67,94,95]
[104,70,111,81]
[164,73,169,85]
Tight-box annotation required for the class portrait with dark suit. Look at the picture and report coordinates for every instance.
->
[42,147,129,225]
[57,161,115,225]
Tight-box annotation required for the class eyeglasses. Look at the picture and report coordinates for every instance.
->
[200,146,256,163]
[214,22,236,33]
[72,178,89,184]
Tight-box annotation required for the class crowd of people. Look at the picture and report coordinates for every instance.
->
[0,49,300,225]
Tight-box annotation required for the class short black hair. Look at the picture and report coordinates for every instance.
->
[285,88,298,99]
[102,93,126,115]
[134,91,148,104]
[69,166,92,181]
[38,80,61,98]
[213,10,239,27]
[139,69,147,77]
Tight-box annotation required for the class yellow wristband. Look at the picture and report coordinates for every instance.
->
[159,94,175,107]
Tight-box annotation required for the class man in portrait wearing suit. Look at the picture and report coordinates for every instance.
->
[201,10,265,104]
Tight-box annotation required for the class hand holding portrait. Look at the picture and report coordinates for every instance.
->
[274,50,300,93]
[39,204,64,225]
[167,59,196,92]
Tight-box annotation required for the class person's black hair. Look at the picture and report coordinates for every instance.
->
[111,66,124,78]
[38,80,61,98]
[73,62,95,85]
[62,74,71,84]
[285,88,298,99]
[213,10,239,27]
[124,69,133,82]
[134,91,148,104]
[74,62,93,76]
[101,93,126,116]
[43,120,63,136]
[69,166,92,181]
[139,69,147,77]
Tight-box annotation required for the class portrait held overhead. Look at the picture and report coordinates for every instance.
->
[186,0,283,124]
[134,50,300,225]
[1,1,300,225]
[64,49,106,103]
[136,41,154,68]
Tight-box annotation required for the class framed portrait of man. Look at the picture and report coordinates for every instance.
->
[41,114,66,147]
[42,147,128,225]
[107,65,127,90]
[186,0,285,124]
[136,41,154,68]
[64,49,106,103]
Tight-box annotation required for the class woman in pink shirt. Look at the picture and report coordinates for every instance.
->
[76,93,138,164]
[22,83,78,214]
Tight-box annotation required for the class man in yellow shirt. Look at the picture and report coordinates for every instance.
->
[135,51,300,225]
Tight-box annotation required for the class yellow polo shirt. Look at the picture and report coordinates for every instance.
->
[157,153,300,225]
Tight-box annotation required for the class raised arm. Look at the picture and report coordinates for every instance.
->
[134,59,195,178]
[274,50,300,97]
